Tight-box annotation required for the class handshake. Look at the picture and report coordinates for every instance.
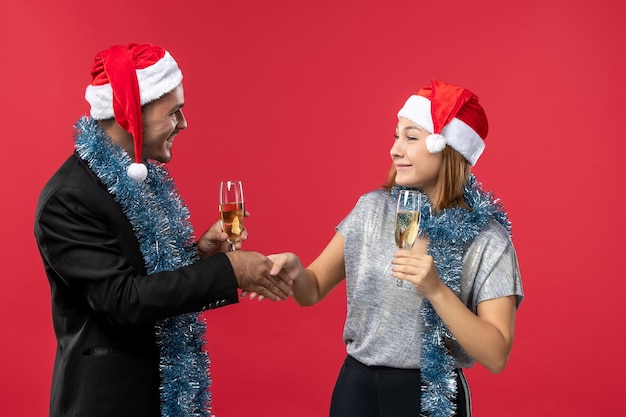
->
[196,220,302,302]
[227,250,299,302]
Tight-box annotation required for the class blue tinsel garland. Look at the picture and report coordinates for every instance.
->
[74,117,212,417]
[392,175,510,417]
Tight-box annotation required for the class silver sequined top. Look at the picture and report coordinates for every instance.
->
[337,189,524,369]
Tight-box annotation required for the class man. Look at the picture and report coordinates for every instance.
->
[34,43,290,417]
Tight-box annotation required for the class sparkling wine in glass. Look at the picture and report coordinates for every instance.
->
[394,189,421,285]
[219,180,244,251]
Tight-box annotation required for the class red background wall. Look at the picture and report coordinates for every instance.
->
[1,1,625,415]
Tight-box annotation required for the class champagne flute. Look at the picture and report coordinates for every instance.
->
[219,180,244,251]
[394,189,421,286]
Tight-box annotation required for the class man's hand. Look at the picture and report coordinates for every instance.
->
[196,218,248,258]
[225,250,292,302]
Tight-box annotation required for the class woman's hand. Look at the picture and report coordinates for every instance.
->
[268,252,302,285]
[391,236,444,298]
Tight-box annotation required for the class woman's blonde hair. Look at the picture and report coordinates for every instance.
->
[383,146,471,211]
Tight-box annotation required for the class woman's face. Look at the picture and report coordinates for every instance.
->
[390,117,443,197]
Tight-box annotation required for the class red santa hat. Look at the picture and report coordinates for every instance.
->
[397,80,488,166]
[85,43,183,181]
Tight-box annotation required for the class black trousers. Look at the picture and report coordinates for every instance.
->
[329,355,471,417]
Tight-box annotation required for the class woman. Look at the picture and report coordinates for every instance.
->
[268,80,523,416]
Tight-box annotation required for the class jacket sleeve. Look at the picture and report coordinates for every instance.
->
[35,183,239,326]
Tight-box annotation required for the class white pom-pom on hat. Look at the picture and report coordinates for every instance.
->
[127,162,148,182]
[425,134,446,153]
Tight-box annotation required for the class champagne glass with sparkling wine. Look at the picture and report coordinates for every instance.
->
[219,180,244,251]
[394,189,421,285]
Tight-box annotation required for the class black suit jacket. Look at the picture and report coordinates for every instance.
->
[34,153,239,417]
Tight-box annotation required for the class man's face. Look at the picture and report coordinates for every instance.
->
[141,83,187,163]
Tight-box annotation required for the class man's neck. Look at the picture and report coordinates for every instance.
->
[97,119,135,158]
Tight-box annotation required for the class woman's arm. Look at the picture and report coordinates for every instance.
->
[428,288,516,374]
[392,236,518,373]
[269,232,346,306]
